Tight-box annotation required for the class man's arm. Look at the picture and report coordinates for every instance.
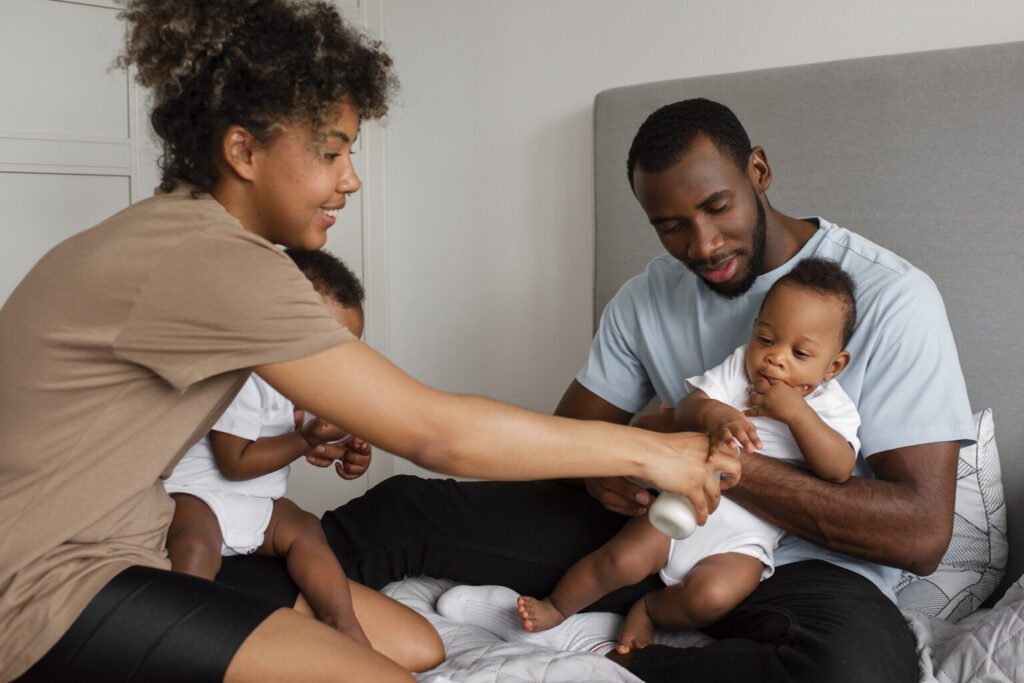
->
[726,441,958,575]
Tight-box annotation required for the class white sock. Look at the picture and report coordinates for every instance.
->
[436,584,622,653]
[436,584,523,639]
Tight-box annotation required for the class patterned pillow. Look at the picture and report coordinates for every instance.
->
[895,408,1008,622]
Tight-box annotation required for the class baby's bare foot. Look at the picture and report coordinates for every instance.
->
[617,597,654,654]
[517,595,567,632]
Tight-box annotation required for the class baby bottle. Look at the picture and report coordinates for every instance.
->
[648,491,697,539]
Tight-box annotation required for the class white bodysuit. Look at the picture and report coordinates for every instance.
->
[164,374,295,555]
[659,344,861,585]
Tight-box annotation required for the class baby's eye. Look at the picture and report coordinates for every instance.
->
[756,335,772,345]
[793,349,809,359]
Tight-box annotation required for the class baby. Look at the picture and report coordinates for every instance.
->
[163,248,372,645]
[518,257,862,653]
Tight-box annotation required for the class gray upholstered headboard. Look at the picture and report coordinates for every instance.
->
[593,41,1024,599]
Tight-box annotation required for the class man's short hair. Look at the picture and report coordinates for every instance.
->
[627,98,752,190]
[285,248,365,311]
[768,257,858,348]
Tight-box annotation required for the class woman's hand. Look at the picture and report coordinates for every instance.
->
[641,431,741,525]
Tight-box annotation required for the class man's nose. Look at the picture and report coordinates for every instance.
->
[687,222,724,262]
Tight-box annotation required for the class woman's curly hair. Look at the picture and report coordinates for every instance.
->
[118,0,397,193]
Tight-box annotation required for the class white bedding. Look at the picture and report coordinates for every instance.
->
[381,575,1024,683]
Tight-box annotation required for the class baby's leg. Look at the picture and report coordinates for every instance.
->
[519,514,669,633]
[259,497,371,647]
[617,551,764,653]
[166,493,224,580]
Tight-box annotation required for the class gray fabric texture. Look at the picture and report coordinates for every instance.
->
[592,40,1024,601]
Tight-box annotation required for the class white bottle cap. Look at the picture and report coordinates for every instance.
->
[648,491,697,539]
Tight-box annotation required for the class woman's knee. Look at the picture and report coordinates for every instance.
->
[403,617,445,673]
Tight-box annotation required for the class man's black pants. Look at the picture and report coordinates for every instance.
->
[321,475,919,683]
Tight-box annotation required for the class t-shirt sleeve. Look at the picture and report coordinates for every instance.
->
[855,270,974,456]
[817,387,862,457]
[210,375,264,441]
[684,345,747,406]
[575,277,655,412]
[113,228,353,391]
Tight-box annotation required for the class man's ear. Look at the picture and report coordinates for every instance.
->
[220,125,259,182]
[823,350,851,381]
[747,146,772,194]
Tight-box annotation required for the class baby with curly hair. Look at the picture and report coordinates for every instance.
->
[164,248,373,645]
[516,257,861,653]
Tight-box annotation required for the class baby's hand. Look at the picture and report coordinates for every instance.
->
[334,437,372,480]
[705,404,762,454]
[744,379,808,424]
[303,434,372,481]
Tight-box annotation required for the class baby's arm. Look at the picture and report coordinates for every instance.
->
[210,419,347,481]
[675,389,763,454]
[745,380,854,483]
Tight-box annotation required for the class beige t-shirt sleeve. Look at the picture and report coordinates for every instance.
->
[113,227,353,391]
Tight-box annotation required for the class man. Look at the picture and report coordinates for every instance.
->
[322,99,973,682]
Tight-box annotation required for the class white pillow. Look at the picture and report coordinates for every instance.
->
[895,408,1008,622]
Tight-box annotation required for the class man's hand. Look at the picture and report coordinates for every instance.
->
[744,378,810,425]
[705,402,762,454]
[584,477,656,516]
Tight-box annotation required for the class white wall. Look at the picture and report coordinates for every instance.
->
[379,0,1024,478]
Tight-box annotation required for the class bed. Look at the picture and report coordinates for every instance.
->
[394,40,1024,682]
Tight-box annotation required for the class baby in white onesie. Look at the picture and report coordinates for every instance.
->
[163,248,372,646]
[517,257,862,654]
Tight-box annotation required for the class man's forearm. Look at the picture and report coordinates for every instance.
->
[726,443,958,575]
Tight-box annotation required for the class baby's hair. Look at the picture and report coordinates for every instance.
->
[286,248,365,312]
[118,0,397,194]
[766,257,858,347]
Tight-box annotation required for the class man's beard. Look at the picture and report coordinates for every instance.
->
[702,194,767,299]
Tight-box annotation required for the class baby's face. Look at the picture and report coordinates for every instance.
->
[323,297,364,339]
[745,283,847,396]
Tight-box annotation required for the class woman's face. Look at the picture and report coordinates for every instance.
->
[247,104,362,250]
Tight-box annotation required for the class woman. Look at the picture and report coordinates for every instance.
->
[0,1,740,681]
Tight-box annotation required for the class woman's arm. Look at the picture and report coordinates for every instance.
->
[255,342,741,524]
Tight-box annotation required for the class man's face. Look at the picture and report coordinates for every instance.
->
[633,135,766,298]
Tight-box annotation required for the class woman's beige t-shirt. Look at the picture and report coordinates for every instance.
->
[0,186,353,679]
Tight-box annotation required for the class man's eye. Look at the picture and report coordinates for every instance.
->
[707,204,728,214]
[324,152,341,161]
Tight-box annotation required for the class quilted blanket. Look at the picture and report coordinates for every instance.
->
[381,575,1024,683]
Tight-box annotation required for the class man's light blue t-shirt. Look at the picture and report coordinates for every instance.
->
[576,217,974,600]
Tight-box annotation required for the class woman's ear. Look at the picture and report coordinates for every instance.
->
[220,125,258,182]
[823,350,851,381]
